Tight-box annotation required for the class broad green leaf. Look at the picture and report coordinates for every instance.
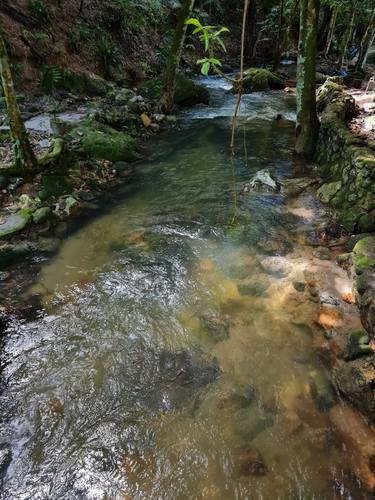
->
[201,61,210,75]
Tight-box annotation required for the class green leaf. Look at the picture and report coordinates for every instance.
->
[201,61,210,76]
[186,18,202,29]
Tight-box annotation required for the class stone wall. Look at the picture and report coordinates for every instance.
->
[315,80,375,233]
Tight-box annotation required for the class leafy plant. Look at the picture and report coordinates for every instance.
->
[41,66,64,92]
[186,18,229,75]
[28,0,52,24]
[96,35,120,77]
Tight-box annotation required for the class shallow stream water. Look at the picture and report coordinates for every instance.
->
[0,77,369,499]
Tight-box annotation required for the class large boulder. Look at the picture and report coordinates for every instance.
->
[138,74,210,107]
[233,68,286,94]
[42,67,109,96]
[68,120,137,162]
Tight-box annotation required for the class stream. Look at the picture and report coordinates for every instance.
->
[0,77,369,499]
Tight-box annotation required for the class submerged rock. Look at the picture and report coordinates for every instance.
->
[200,312,230,342]
[334,356,375,421]
[344,331,373,361]
[242,169,280,193]
[352,237,375,273]
[309,370,336,412]
[233,444,268,477]
[234,405,274,441]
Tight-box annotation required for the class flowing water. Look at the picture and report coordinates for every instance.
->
[0,78,369,499]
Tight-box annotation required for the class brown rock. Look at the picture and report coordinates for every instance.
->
[233,444,268,477]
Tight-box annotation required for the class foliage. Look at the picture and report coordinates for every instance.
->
[96,35,120,77]
[186,18,229,75]
[41,66,64,92]
[28,0,52,24]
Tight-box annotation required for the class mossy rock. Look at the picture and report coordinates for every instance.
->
[138,74,210,106]
[352,236,375,272]
[0,212,31,239]
[42,67,108,96]
[38,175,73,200]
[316,79,344,112]
[233,68,285,94]
[68,120,137,162]
[317,181,342,203]
[358,212,375,233]
[0,242,32,268]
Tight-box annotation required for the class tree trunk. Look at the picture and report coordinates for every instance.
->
[324,5,337,58]
[273,0,285,71]
[159,0,195,114]
[340,4,357,68]
[246,0,257,64]
[295,0,320,159]
[356,11,375,70]
[0,34,37,170]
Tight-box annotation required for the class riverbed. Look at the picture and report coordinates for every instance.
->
[0,77,370,498]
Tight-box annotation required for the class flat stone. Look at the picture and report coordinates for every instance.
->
[0,213,29,238]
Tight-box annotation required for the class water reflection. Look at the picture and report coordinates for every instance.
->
[0,81,370,499]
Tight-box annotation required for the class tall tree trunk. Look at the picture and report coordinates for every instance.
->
[295,0,320,159]
[317,3,331,51]
[356,11,375,70]
[0,34,37,170]
[246,0,257,64]
[273,0,285,71]
[324,5,338,57]
[159,0,195,114]
[340,4,357,68]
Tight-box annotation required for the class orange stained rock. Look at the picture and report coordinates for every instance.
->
[140,113,151,128]
[341,291,355,304]
[317,307,344,329]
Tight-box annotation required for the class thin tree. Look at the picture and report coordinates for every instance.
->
[295,0,320,159]
[356,8,375,70]
[273,0,286,71]
[0,33,37,171]
[324,3,338,57]
[159,0,195,114]
[339,2,357,69]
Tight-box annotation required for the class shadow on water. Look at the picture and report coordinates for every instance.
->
[0,77,371,499]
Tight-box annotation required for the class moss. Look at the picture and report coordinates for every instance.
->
[235,68,285,94]
[38,175,73,200]
[317,181,342,203]
[358,212,375,233]
[352,254,375,272]
[68,120,137,162]
[138,74,209,106]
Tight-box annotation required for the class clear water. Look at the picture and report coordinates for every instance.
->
[0,77,368,499]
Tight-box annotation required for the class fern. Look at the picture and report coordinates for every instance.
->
[41,66,64,92]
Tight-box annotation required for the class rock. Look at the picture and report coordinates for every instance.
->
[140,113,151,128]
[113,161,131,176]
[38,175,72,200]
[138,75,210,107]
[234,405,274,441]
[256,238,292,256]
[280,177,317,197]
[317,79,345,112]
[233,68,286,93]
[317,307,343,329]
[18,194,39,210]
[32,207,52,224]
[334,356,375,420]
[77,190,94,202]
[238,282,268,297]
[34,237,61,253]
[293,281,306,292]
[0,175,9,189]
[166,115,177,124]
[309,370,337,411]
[344,331,373,361]
[313,246,331,260]
[358,211,375,233]
[233,444,268,477]
[329,405,375,492]
[0,242,32,268]
[153,113,165,122]
[64,196,79,216]
[352,237,375,273]
[200,312,230,341]
[242,169,280,193]
[0,212,30,238]
[43,68,108,96]
[217,386,256,410]
[336,253,352,265]
[114,88,135,103]
[68,120,137,162]
[317,181,342,204]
